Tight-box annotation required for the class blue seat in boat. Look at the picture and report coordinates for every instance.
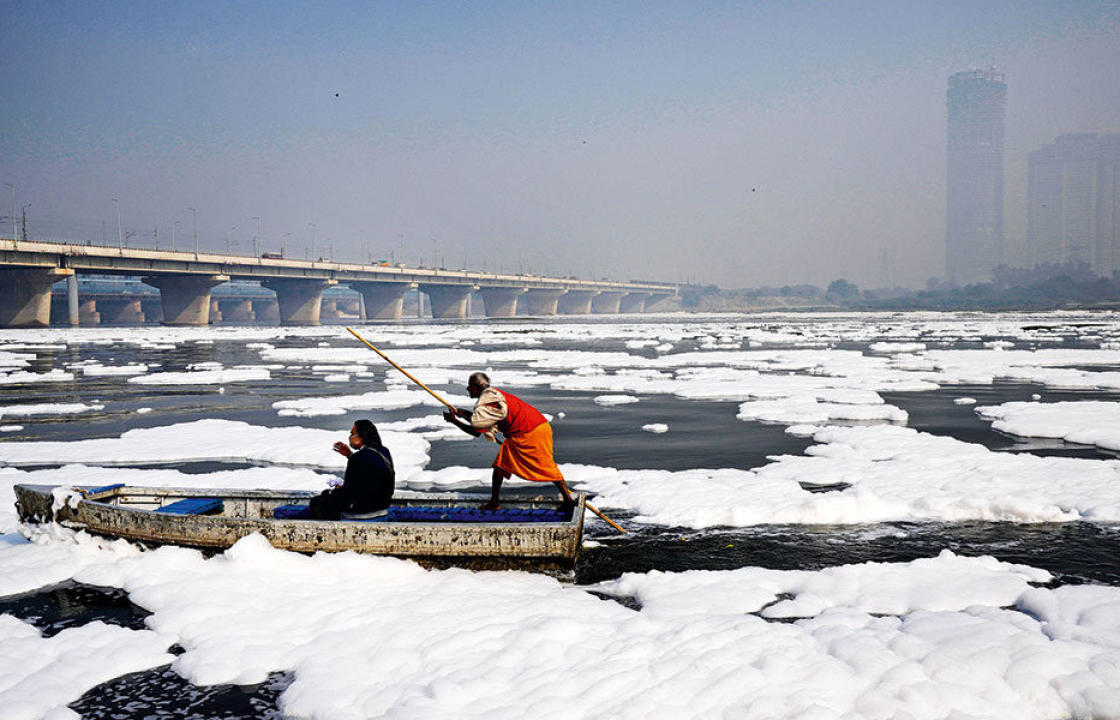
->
[86,483,125,496]
[273,504,312,519]
[370,505,567,523]
[156,498,223,515]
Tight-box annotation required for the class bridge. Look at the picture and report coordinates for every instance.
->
[0,238,677,327]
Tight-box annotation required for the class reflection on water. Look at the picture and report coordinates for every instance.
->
[0,581,150,637]
[578,520,1120,586]
[71,666,291,720]
[3,321,1120,717]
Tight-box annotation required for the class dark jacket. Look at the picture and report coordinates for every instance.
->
[310,445,394,520]
[341,445,395,513]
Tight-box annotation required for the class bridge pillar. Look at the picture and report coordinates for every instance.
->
[352,282,411,320]
[140,298,163,323]
[419,284,475,319]
[66,274,79,326]
[218,299,255,322]
[591,291,625,314]
[261,278,336,325]
[557,290,599,315]
[97,298,145,324]
[522,289,565,316]
[251,299,280,323]
[620,292,651,313]
[79,300,100,325]
[142,274,229,326]
[320,299,340,320]
[479,287,526,318]
[209,300,222,324]
[645,293,673,312]
[0,267,73,328]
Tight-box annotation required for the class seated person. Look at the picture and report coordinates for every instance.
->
[308,419,394,520]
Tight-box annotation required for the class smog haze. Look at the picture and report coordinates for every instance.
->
[2,1,1118,288]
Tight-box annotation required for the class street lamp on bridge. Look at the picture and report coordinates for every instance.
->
[5,183,14,247]
[112,198,123,249]
[188,207,198,258]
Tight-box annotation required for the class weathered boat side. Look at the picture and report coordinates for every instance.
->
[14,484,586,573]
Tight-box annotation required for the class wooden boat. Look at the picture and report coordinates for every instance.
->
[14,483,586,574]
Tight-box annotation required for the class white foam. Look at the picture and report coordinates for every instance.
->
[0,420,430,480]
[976,401,1120,452]
[642,423,668,433]
[128,368,270,385]
[0,538,1099,719]
[79,364,148,377]
[0,403,104,419]
[273,390,446,417]
[563,424,1120,527]
[0,370,74,385]
[594,394,640,406]
[0,614,173,719]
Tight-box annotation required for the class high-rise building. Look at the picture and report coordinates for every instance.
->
[946,68,1006,285]
[1027,133,1120,276]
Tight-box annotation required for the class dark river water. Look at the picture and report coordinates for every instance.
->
[2,318,1118,717]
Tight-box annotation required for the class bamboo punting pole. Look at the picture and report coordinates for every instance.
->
[346,327,627,534]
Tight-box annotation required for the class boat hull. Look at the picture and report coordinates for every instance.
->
[15,484,585,574]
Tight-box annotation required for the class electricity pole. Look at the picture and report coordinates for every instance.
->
[5,183,14,247]
[252,216,261,257]
[188,207,198,257]
[112,198,123,249]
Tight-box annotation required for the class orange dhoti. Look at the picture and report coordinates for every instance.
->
[493,422,565,482]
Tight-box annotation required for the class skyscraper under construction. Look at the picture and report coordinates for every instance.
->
[946,68,1006,285]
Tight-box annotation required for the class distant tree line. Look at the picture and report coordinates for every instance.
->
[681,262,1120,311]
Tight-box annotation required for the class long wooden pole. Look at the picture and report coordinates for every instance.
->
[347,327,458,411]
[345,327,627,534]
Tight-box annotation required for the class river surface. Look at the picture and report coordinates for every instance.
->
[1,313,1118,718]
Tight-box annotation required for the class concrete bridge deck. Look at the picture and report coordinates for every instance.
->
[0,239,677,327]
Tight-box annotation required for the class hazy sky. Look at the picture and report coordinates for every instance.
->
[2,1,1118,288]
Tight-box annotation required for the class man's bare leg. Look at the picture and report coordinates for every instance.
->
[482,468,504,511]
[554,480,575,515]
[553,480,573,503]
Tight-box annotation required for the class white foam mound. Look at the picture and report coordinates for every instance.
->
[129,368,270,385]
[273,389,445,417]
[737,397,907,424]
[0,615,173,720]
[0,420,430,479]
[564,424,1120,527]
[0,370,74,385]
[0,403,104,419]
[642,423,668,433]
[23,539,1109,720]
[78,364,148,377]
[976,400,1120,452]
[594,394,640,406]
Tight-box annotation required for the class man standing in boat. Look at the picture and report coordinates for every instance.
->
[443,372,574,511]
[308,419,394,520]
